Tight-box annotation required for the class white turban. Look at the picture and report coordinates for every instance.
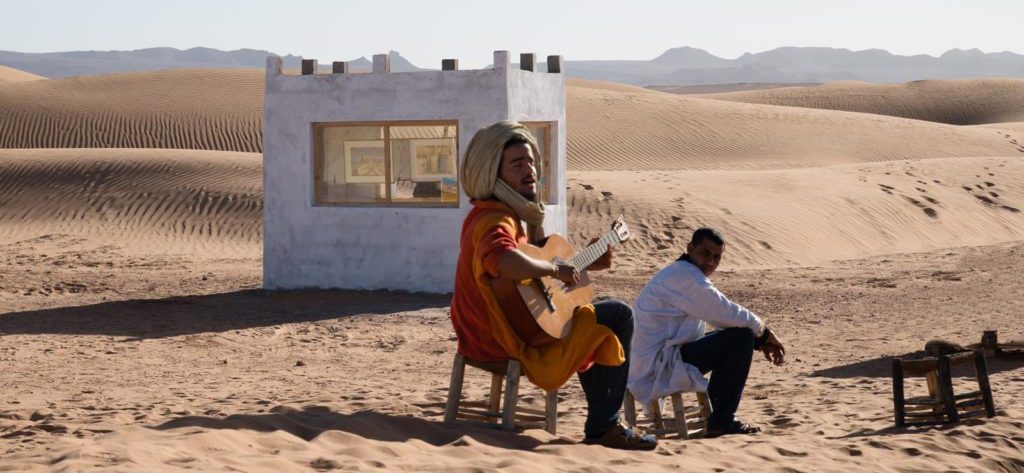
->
[462,121,545,227]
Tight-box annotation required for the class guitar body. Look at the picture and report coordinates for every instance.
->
[489,233,594,348]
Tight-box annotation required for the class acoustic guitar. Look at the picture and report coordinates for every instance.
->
[490,216,632,347]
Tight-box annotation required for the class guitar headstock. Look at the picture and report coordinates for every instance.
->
[612,215,631,243]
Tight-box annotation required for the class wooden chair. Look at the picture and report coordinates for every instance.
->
[891,349,996,427]
[623,389,712,439]
[443,353,558,434]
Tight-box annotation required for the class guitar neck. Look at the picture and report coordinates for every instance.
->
[570,231,622,270]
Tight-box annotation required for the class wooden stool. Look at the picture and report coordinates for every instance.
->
[892,349,996,427]
[443,353,558,434]
[623,389,712,439]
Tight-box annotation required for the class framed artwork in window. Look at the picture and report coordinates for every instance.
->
[343,140,386,183]
[410,139,457,181]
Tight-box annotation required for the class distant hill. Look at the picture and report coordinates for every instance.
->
[0,47,423,78]
[548,46,1024,85]
[3,46,1024,85]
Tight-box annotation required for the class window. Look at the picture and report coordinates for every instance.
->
[522,121,554,204]
[314,121,459,206]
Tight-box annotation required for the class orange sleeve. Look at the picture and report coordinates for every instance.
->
[477,222,518,278]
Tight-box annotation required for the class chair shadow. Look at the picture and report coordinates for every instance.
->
[827,417,992,440]
[0,289,450,339]
[152,404,563,450]
[809,351,1024,379]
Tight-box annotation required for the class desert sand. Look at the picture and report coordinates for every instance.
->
[0,65,44,83]
[701,79,1024,125]
[1,66,1023,472]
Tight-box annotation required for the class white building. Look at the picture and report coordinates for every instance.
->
[262,51,567,293]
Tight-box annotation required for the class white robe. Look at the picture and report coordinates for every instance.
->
[627,259,765,406]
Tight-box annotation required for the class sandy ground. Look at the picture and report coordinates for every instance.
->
[0,65,45,83]
[1,66,1024,471]
[701,79,1024,125]
[1,234,1023,472]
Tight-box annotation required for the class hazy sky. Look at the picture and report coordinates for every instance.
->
[2,0,1022,68]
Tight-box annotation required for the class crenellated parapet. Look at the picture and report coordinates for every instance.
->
[265,51,565,77]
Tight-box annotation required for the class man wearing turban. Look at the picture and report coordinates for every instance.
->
[450,121,656,450]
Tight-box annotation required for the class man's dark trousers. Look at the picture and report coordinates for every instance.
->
[577,299,633,439]
[677,327,755,431]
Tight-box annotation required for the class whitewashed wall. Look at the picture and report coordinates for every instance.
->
[263,51,567,293]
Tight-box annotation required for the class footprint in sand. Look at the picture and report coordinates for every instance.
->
[975,195,996,205]
[758,241,773,250]
[902,196,938,219]
[774,447,809,457]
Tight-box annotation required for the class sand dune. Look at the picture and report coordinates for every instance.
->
[567,84,1023,170]
[0,65,45,83]
[0,69,263,151]
[5,69,1021,172]
[978,121,1024,135]
[565,77,659,94]
[701,79,1024,125]
[649,83,820,95]
[2,149,1021,276]
[0,148,261,255]
[567,156,1024,270]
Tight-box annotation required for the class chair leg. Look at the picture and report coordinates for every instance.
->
[487,373,503,425]
[925,371,943,419]
[623,390,638,428]
[670,393,689,439]
[973,349,997,418]
[696,392,712,438]
[937,355,959,423]
[892,358,906,427]
[650,398,664,435]
[502,360,521,431]
[545,390,558,435]
[444,354,466,424]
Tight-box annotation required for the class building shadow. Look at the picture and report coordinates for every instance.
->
[809,350,1024,379]
[0,289,449,339]
[152,404,563,450]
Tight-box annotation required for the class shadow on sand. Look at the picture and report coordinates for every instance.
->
[152,404,566,450]
[0,289,450,339]
[809,350,1024,379]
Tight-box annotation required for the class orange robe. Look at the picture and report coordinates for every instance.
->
[450,200,625,392]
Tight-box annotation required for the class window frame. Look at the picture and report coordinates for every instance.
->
[521,121,555,205]
[311,119,461,208]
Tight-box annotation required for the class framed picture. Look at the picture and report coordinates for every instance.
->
[344,140,386,183]
[411,139,457,182]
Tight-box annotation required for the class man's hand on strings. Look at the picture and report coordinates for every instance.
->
[551,260,580,286]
